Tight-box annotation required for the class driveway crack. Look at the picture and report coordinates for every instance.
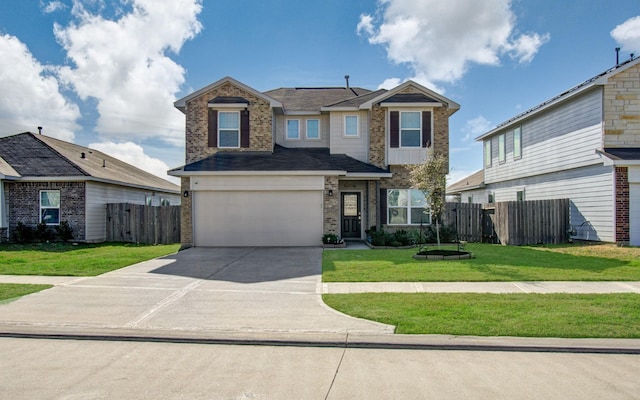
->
[205,247,257,280]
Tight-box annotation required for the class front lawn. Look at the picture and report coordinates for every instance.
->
[0,242,180,276]
[0,284,52,303]
[323,292,640,338]
[323,243,640,282]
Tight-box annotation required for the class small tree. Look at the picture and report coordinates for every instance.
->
[410,150,448,248]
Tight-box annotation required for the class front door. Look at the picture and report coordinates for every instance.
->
[341,192,361,239]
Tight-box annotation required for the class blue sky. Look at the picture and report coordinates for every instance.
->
[1,0,639,184]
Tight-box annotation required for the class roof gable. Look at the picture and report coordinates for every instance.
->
[265,87,373,113]
[359,80,461,111]
[174,76,282,112]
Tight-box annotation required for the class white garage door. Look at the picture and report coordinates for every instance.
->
[193,190,323,246]
[631,183,640,246]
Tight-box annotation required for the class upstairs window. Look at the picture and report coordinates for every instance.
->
[286,119,300,140]
[513,126,522,159]
[40,190,60,225]
[484,140,492,167]
[498,133,506,163]
[344,115,359,137]
[400,111,421,147]
[219,111,240,148]
[306,119,320,140]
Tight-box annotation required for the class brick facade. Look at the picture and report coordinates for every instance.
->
[180,177,193,248]
[185,81,273,164]
[603,63,640,146]
[5,181,86,241]
[615,166,630,244]
[323,176,339,234]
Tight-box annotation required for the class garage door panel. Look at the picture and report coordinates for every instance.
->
[193,191,323,247]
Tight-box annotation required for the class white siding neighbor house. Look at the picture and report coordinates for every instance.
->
[448,56,640,246]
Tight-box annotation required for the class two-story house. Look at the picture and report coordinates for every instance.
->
[169,76,459,247]
[448,57,640,246]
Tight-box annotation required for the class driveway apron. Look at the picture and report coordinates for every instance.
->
[0,247,392,335]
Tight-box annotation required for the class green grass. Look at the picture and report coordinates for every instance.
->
[323,243,640,282]
[323,292,640,338]
[0,284,52,303]
[0,242,180,276]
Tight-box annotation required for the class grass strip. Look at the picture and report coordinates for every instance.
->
[0,284,52,303]
[323,243,640,282]
[323,292,640,338]
[0,242,180,276]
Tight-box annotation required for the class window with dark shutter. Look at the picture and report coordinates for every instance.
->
[422,111,432,148]
[379,188,388,224]
[390,111,399,148]
[208,109,218,147]
[240,109,250,148]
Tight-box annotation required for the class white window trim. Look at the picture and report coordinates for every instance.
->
[386,189,431,226]
[399,111,422,148]
[285,119,300,140]
[218,110,241,149]
[306,119,321,140]
[343,115,359,138]
[498,133,506,164]
[513,126,522,160]
[40,190,60,225]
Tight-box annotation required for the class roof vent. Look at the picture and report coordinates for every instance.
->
[102,159,106,168]
[37,126,42,135]
[345,75,350,89]
[616,47,620,66]
[81,152,85,159]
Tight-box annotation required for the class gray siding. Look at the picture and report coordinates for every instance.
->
[485,88,604,184]
[85,182,180,242]
[329,111,369,162]
[485,165,615,242]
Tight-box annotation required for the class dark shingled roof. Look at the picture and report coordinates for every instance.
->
[183,145,389,174]
[0,133,87,176]
[324,89,387,108]
[382,93,438,103]
[264,87,372,112]
[603,147,640,160]
[209,96,250,104]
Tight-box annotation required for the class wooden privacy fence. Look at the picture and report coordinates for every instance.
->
[443,199,570,245]
[106,203,180,244]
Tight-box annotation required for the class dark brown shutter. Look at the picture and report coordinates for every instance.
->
[208,109,218,147]
[422,111,432,148]
[379,188,387,224]
[390,111,399,148]
[240,109,250,148]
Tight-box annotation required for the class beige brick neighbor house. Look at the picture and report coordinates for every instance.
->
[170,76,459,247]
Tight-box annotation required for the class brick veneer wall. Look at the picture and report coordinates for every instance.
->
[6,181,86,241]
[323,176,339,234]
[180,177,193,249]
[184,81,273,164]
[615,166,630,244]
[603,63,640,147]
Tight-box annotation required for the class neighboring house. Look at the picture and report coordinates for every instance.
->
[448,57,640,246]
[0,132,181,242]
[170,76,460,247]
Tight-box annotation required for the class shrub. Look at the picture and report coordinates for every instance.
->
[369,229,389,246]
[393,229,413,246]
[55,221,74,242]
[13,222,33,243]
[322,233,342,244]
[35,222,52,242]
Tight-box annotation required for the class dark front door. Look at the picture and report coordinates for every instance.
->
[341,192,361,239]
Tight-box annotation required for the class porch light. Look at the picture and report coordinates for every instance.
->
[328,189,333,197]
[183,190,189,198]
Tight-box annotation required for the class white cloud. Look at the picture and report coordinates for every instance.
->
[377,77,403,90]
[89,141,177,183]
[359,0,549,88]
[54,0,202,146]
[611,16,640,54]
[461,115,493,141]
[0,34,80,141]
[41,1,66,13]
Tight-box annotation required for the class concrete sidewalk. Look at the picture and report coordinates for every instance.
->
[5,275,640,295]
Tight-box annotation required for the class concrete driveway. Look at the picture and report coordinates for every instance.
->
[0,247,392,337]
